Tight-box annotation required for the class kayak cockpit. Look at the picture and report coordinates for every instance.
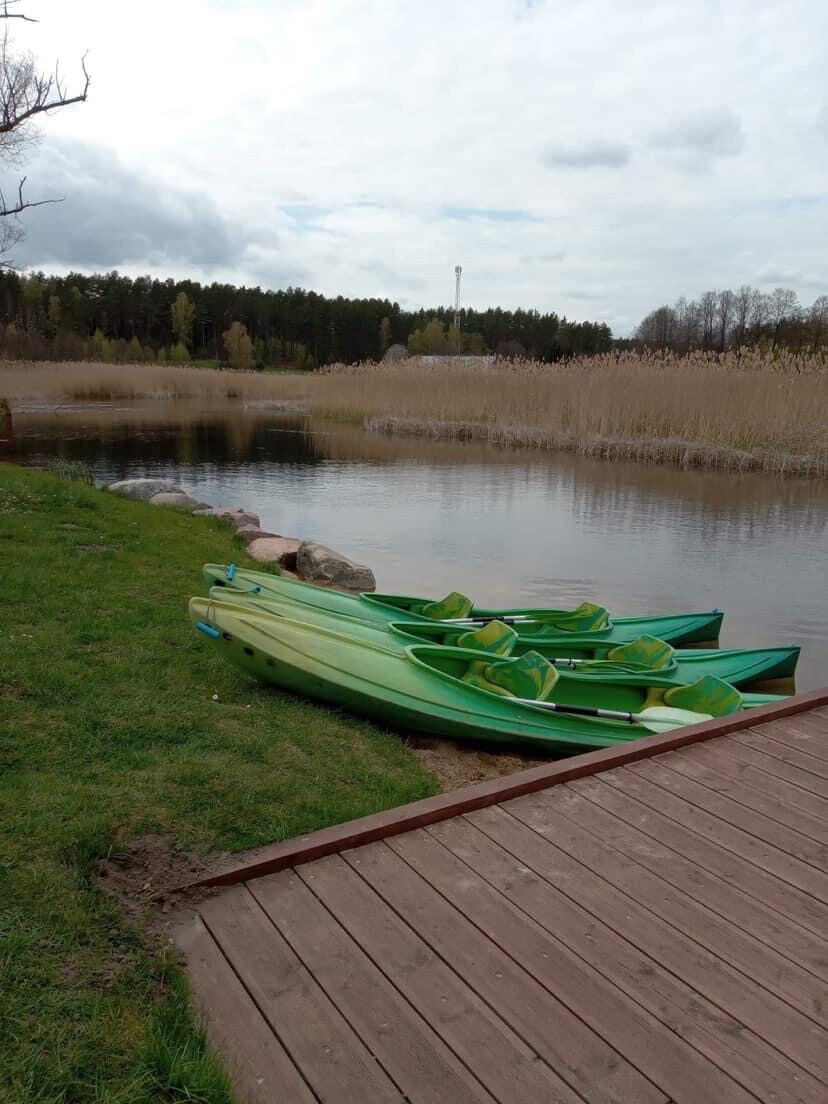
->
[407,644,744,718]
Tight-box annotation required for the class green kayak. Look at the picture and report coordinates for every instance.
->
[207,583,798,693]
[189,598,766,754]
[204,564,724,647]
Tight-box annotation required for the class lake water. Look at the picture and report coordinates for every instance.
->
[11,400,828,690]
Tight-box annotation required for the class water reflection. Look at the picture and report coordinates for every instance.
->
[12,400,828,689]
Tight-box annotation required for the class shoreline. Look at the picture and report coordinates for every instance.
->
[365,414,824,478]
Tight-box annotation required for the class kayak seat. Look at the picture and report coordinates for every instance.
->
[470,650,560,701]
[663,675,743,717]
[462,661,514,697]
[420,591,474,620]
[456,620,518,656]
[607,635,675,670]
[540,602,610,632]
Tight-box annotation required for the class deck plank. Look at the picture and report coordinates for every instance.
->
[451,808,828,1104]
[713,738,828,813]
[662,742,828,841]
[628,756,827,869]
[503,789,828,1080]
[296,853,582,1104]
[199,887,404,1103]
[550,775,828,996]
[247,868,498,1104]
[585,767,828,936]
[391,825,759,1104]
[732,730,828,793]
[757,717,828,761]
[342,840,664,1104]
[591,763,828,903]
[175,914,317,1104]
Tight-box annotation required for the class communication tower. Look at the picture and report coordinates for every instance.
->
[454,265,462,331]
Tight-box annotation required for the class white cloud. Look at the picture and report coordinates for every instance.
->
[4,0,827,335]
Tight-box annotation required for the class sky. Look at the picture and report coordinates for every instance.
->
[5,0,828,335]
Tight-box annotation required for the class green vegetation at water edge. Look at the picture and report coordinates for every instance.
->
[0,465,437,1104]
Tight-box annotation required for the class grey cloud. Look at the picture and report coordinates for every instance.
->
[8,138,243,269]
[649,109,745,158]
[541,140,631,169]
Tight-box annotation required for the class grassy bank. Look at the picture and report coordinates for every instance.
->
[2,348,827,476]
[0,466,437,1103]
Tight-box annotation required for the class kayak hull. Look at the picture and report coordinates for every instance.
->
[190,599,771,754]
[206,584,797,693]
[204,565,724,647]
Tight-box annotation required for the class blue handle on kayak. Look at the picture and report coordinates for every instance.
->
[226,563,236,582]
[196,621,221,639]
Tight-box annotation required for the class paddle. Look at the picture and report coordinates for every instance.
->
[446,615,541,626]
[514,698,711,734]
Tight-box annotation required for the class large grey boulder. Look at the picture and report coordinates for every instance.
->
[193,506,261,531]
[107,478,184,501]
[149,492,210,509]
[248,536,302,568]
[296,540,375,591]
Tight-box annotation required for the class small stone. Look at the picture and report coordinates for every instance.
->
[296,540,375,591]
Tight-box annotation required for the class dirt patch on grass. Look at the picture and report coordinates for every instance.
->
[0,681,31,700]
[406,735,548,791]
[76,543,122,554]
[95,834,227,937]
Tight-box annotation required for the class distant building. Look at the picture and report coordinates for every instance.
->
[417,355,496,366]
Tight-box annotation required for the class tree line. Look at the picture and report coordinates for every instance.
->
[635,286,828,353]
[0,268,614,368]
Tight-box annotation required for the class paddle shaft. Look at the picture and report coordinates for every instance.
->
[445,615,538,626]
[516,698,636,723]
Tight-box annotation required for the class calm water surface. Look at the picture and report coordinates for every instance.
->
[12,400,828,690]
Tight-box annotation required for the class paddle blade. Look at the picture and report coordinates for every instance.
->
[634,706,713,733]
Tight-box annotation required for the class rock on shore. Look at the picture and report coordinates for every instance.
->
[247,536,302,569]
[297,540,375,591]
[192,506,261,530]
[107,478,185,501]
[149,492,210,509]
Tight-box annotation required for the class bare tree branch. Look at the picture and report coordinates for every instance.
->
[0,174,62,215]
[0,44,90,134]
[0,1,38,23]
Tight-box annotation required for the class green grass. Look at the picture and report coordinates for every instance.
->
[0,465,438,1103]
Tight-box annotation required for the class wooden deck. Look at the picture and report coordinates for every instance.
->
[176,692,828,1104]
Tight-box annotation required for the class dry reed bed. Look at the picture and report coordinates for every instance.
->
[2,350,826,476]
